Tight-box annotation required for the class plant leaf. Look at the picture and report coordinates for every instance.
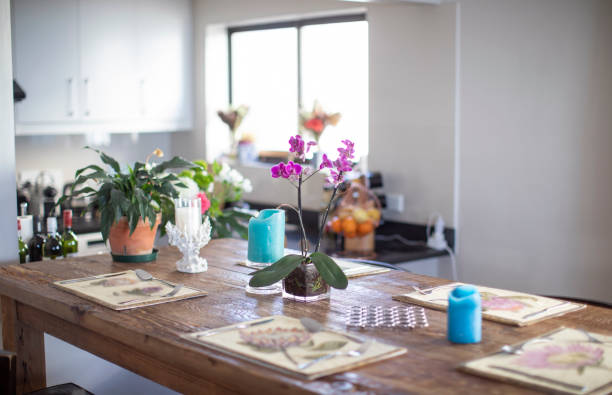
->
[310,252,348,289]
[249,254,303,287]
[151,156,194,174]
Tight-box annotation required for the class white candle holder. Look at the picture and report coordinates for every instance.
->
[165,217,212,273]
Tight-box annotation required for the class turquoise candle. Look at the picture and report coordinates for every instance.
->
[447,285,482,344]
[247,209,285,264]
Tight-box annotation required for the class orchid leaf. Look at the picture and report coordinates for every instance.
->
[249,254,303,287]
[309,252,348,289]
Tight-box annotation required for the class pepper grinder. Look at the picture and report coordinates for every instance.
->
[447,285,482,344]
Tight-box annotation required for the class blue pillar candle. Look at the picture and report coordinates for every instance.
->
[247,209,285,266]
[447,285,482,344]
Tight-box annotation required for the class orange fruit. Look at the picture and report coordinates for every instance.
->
[344,230,357,238]
[341,217,357,236]
[330,217,342,233]
[357,221,374,236]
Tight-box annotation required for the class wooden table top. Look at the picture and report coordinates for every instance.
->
[1,238,611,394]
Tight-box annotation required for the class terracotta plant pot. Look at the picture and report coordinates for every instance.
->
[108,214,161,256]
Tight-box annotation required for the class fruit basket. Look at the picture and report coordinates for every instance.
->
[327,182,381,256]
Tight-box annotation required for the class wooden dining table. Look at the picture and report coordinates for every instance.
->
[1,238,611,394]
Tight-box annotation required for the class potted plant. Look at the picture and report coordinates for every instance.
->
[248,135,354,302]
[59,147,194,257]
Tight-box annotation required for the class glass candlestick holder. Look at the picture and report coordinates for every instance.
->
[245,209,285,295]
[166,198,211,273]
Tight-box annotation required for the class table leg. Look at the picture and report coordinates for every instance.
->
[1,296,46,394]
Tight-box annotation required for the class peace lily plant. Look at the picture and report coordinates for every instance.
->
[249,135,355,293]
[59,147,194,255]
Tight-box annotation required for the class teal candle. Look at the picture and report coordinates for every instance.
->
[447,285,482,344]
[247,209,285,264]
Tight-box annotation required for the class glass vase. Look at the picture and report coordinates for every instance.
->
[282,262,330,302]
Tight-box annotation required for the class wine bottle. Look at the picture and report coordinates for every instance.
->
[43,217,63,260]
[28,218,45,262]
[18,219,29,264]
[62,209,78,257]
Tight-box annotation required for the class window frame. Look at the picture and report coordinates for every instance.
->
[227,13,367,107]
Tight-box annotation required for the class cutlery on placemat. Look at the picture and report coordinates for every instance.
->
[521,301,569,319]
[197,318,275,337]
[488,365,585,392]
[135,269,184,293]
[118,285,184,305]
[497,327,564,355]
[411,284,455,295]
[300,317,365,344]
[59,272,125,285]
[298,341,372,370]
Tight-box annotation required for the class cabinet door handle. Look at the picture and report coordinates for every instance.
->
[83,78,90,116]
[66,78,74,117]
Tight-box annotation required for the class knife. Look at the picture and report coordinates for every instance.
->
[197,318,275,338]
[489,365,585,392]
[59,272,126,285]
[521,301,569,319]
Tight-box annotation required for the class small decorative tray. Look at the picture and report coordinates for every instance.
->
[459,327,612,395]
[393,282,585,326]
[54,270,207,310]
[182,315,406,380]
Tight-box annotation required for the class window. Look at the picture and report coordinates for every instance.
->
[229,15,368,158]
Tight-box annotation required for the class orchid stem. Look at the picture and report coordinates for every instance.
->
[297,174,308,257]
[315,171,343,253]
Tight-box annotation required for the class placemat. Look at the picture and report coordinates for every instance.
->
[54,270,207,310]
[238,249,391,279]
[459,327,612,395]
[182,315,406,380]
[392,282,585,326]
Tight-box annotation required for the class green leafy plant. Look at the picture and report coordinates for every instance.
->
[178,160,253,239]
[58,147,195,241]
[248,135,354,290]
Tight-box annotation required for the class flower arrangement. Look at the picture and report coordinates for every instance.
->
[218,105,249,154]
[299,101,341,143]
[178,160,253,239]
[249,135,355,298]
[58,147,194,243]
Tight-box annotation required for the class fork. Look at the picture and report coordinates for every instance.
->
[298,341,372,370]
[135,269,183,294]
[411,284,454,295]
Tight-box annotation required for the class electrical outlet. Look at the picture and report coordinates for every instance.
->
[386,194,404,212]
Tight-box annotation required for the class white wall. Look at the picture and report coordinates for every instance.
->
[194,0,457,224]
[368,4,455,225]
[1,0,18,263]
[458,0,612,303]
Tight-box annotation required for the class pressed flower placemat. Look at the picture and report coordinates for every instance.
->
[54,270,207,310]
[459,328,612,395]
[393,282,585,326]
[182,315,406,380]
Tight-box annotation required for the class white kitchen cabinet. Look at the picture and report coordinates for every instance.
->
[79,0,140,122]
[11,0,193,135]
[136,0,193,129]
[12,0,80,124]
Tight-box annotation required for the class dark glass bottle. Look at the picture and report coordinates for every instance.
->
[61,209,78,257]
[28,218,45,262]
[43,217,63,260]
[18,219,29,264]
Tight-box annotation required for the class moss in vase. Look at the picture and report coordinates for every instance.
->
[283,263,330,298]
